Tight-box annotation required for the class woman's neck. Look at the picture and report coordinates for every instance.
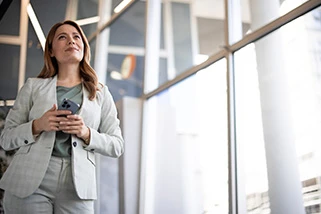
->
[57,64,82,87]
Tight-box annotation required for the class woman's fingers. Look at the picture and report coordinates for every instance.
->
[58,115,86,136]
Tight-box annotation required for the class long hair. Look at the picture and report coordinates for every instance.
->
[38,20,99,100]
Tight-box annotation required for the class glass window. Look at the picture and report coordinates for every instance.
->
[25,20,44,80]
[0,44,20,100]
[106,53,144,102]
[106,1,147,101]
[89,37,96,67]
[77,0,98,19]
[80,23,98,39]
[109,1,146,47]
[234,43,270,213]
[171,2,193,76]
[194,0,225,56]
[142,59,228,214]
[145,1,225,93]
[234,5,321,213]
[158,58,168,86]
[0,0,20,35]
[240,0,312,37]
[197,18,224,56]
[77,0,98,37]
[30,0,67,35]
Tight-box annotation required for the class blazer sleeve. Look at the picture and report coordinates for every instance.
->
[0,78,35,151]
[84,85,124,158]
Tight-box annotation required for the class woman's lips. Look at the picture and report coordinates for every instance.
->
[65,47,78,51]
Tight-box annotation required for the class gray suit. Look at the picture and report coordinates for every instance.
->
[0,76,124,199]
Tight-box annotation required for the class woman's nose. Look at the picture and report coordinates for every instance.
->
[68,40,75,45]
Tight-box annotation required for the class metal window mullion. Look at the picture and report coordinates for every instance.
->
[142,49,225,99]
[226,51,237,214]
[225,0,243,212]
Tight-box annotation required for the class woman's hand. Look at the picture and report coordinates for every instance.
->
[58,114,90,144]
[32,104,71,134]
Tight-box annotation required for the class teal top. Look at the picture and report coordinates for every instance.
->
[52,83,83,157]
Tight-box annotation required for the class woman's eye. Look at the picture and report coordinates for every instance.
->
[75,35,81,39]
[58,35,66,39]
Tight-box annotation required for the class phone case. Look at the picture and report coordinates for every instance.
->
[58,98,80,115]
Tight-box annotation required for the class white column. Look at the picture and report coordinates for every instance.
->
[94,1,112,214]
[249,0,305,213]
[143,0,161,93]
[140,1,161,213]
[93,0,111,84]
[117,97,142,214]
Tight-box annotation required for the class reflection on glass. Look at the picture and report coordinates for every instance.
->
[235,6,321,214]
[143,59,228,214]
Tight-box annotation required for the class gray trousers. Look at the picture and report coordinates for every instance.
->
[3,156,94,214]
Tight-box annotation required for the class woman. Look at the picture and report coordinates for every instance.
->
[0,20,124,213]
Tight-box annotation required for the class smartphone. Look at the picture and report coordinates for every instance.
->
[58,98,80,115]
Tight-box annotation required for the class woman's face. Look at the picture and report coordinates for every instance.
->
[50,24,84,65]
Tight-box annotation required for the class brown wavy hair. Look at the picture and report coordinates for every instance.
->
[38,20,99,100]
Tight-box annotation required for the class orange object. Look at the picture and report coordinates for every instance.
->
[121,54,136,79]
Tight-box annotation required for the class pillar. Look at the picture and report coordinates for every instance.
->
[249,0,305,213]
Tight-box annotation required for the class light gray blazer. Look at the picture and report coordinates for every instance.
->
[0,76,124,199]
